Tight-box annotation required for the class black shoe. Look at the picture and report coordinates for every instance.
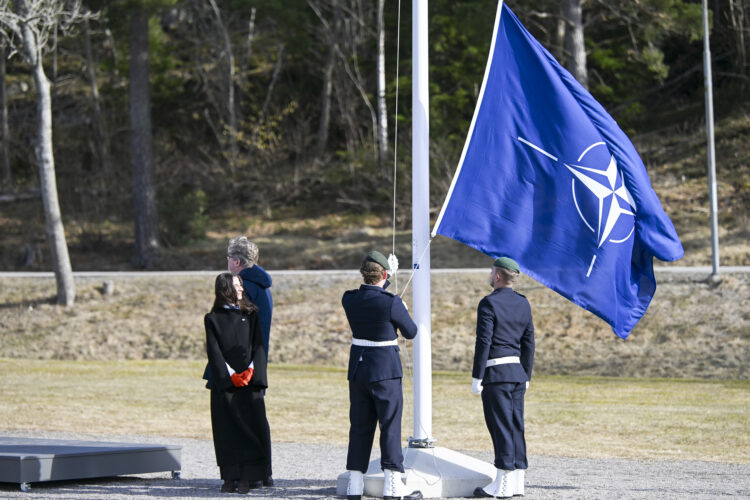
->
[347,496,362,500]
[474,486,494,498]
[263,476,274,487]
[237,480,262,494]
[384,491,423,500]
[220,479,236,493]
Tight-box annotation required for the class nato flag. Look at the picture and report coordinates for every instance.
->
[433,2,683,338]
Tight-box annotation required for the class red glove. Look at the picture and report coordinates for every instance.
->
[238,367,254,384]
[230,372,248,387]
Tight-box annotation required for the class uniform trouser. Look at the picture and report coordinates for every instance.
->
[481,382,527,470]
[346,372,404,473]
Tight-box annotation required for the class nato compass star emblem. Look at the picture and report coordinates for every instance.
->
[518,137,637,277]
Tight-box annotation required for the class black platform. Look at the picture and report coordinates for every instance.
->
[0,436,181,492]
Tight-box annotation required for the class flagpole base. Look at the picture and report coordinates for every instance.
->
[336,446,495,498]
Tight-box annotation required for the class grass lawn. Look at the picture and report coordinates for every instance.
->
[1,359,747,464]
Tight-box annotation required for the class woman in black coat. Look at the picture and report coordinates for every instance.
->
[205,272,272,493]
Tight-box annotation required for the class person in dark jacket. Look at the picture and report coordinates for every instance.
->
[203,236,274,386]
[472,257,534,499]
[342,251,422,500]
[205,273,272,494]
[227,236,273,358]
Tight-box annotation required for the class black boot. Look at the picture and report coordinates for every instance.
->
[237,480,262,493]
[220,479,235,493]
[474,486,494,497]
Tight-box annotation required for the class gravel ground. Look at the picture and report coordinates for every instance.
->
[1,430,748,499]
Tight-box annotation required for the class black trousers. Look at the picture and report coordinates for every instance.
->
[346,372,404,473]
[481,382,527,470]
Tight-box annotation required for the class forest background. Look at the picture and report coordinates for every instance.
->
[0,0,748,280]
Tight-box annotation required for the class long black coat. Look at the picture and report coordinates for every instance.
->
[204,306,271,481]
[205,307,268,391]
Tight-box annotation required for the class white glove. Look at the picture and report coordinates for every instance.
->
[387,253,399,273]
[471,378,483,395]
[525,381,530,390]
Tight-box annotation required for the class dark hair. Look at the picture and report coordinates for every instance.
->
[212,272,258,313]
[360,259,385,285]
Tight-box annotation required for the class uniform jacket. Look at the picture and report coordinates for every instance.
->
[239,265,273,356]
[204,307,268,391]
[342,284,418,383]
[472,287,535,384]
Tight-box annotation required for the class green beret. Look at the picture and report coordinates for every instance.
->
[493,256,520,273]
[366,250,390,271]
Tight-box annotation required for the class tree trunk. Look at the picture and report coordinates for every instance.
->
[728,0,747,78]
[253,43,284,144]
[104,27,120,86]
[247,7,256,63]
[208,0,238,163]
[376,0,388,176]
[51,21,58,105]
[563,0,588,89]
[555,3,566,63]
[0,42,10,190]
[242,7,256,105]
[83,15,110,177]
[20,15,75,305]
[314,0,339,158]
[129,6,160,268]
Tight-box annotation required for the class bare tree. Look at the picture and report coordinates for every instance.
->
[253,43,284,145]
[376,0,388,173]
[207,0,238,163]
[310,0,340,158]
[0,40,9,190]
[129,5,159,268]
[0,0,81,306]
[728,0,747,78]
[563,0,588,88]
[309,0,378,161]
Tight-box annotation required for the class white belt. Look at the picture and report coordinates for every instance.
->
[352,338,398,347]
[486,356,520,367]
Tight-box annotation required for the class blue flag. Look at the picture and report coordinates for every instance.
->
[432,2,683,338]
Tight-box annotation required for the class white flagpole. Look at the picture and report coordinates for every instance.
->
[411,0,433,445]
[702,0,720,276]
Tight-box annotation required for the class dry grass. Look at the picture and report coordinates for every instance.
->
[1,359,747,464]
[0,270,748,379]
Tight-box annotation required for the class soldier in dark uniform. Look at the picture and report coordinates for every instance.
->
[342,251,423,500]
[472,257,535,499]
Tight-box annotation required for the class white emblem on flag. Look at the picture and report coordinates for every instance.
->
[564,142,637,248]
[517,137,637,277]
